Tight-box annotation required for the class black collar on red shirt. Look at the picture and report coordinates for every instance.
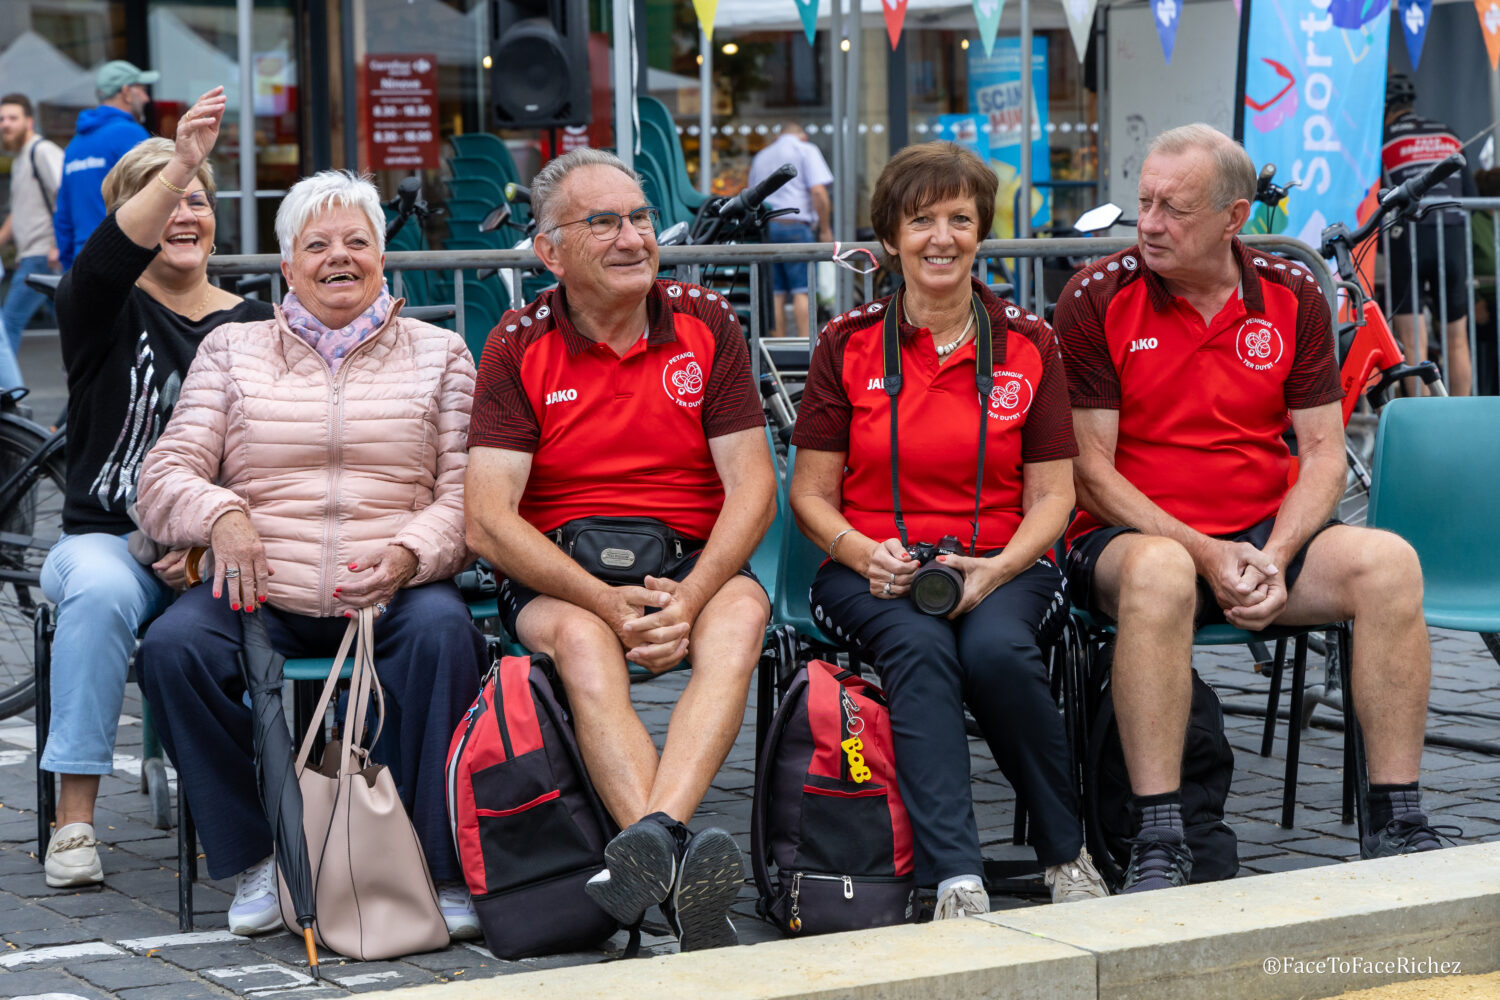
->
[1139,237,1266,315]
[892,275,1011,367]
[548,281,678,357]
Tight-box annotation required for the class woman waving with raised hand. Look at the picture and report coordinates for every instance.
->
[40,87,273,890]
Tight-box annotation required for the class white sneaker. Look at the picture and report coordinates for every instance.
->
[1045,848,1110,903]
[933,878,989,920]
[228,856,282,936]
[438,882,481,940]
[45,822,103,888]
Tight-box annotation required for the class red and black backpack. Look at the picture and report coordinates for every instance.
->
[751,659,917,935]
[446,653,618,958]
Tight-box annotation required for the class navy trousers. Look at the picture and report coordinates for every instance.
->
[811,557,1082,885]
[138,581,483,882]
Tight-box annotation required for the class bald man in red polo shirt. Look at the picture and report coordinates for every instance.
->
[1055,124,1439,893]
[465,149,776,950]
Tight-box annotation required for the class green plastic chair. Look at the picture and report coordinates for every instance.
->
[447,155,512,188]
[445,175,507,207]
[771,446,839,649]
[450,133,520,180]
[637,96,708,213]
[1367,396,1500,634]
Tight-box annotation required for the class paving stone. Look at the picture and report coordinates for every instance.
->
[320,960,436,991]
[72,954,195,990]
[114,984,235,1000]
[199,959,317,994]
[40,889,152,918]
[0,968,115,999]
[76,908,181,942]
[151,941,261,972]
[1242,854,1335,874]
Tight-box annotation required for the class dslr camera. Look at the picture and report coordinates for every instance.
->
[907,535,966,616]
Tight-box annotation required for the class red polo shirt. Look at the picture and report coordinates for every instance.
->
[1056,239,1342,541]
[467,280,765,540]
[792,279,1076,551]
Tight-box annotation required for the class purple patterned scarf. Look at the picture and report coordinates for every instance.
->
[281,284,395,374]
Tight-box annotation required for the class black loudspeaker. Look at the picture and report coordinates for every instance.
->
[491,0,591,129]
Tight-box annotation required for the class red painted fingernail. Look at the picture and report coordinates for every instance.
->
[246,604,255,613]
[344,611,353,618]
[231,603,240,611]
[348,563,358,570]
[333,588,341,595]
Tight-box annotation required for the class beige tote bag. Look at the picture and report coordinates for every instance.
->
[276,608,450,959]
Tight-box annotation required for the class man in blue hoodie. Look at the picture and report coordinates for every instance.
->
[53,61,156,270]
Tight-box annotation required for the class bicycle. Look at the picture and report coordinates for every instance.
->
[0,388,66,718]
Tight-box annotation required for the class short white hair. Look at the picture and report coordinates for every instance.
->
[275,170,385,262]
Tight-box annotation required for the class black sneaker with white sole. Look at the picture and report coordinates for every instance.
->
[663,827,743,951]
[585,818,680,926]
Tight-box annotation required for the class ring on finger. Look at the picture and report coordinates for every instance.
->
[224,567,241,578]
[374,602,389,616]
[882,581,892,595]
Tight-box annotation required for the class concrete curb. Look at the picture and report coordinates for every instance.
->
[392,842,1500,1000]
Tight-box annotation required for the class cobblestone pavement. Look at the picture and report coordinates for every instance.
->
[0,627,1494,998]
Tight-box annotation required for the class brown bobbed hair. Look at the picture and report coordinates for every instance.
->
[869,141,999,274]
[101,137,216,215]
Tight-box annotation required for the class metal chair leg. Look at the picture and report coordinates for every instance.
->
[1260,638,1288,757]
[1281,636,1309,828]
[34,605,54,858]
[1336,624,1367,837]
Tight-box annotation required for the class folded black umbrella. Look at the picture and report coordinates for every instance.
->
[238,610,320,979]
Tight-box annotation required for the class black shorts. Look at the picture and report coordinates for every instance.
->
[498,546,763,639]
[1388,221,1470,321]
[1065,515,1341,628]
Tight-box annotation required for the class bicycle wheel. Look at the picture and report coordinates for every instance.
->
[0,422,65,718]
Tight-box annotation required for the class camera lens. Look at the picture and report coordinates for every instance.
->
[910,562,963,616]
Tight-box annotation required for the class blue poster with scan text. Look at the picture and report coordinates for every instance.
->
[963,38,1050,236]
[1240,0,1390,246]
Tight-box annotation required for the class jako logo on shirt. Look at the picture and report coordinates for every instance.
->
[1130,337,1159,353]
[662,351,705,408]
[1235,319,1283,371]
[866,378,885,392]
[545,388,577,405]
[987,369,1034,421]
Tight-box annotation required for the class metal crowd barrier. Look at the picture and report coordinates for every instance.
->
[207,236,1338,384]
[1384,196,1500,396]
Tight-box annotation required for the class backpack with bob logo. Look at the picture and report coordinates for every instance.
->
[751,658,917,935]
[446,652,619,958]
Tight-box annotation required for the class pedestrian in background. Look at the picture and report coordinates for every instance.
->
[53,60,156,271]
[748,122,833,339]
[0,92,63,387]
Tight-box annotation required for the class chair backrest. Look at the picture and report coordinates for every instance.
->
[748,427,784,607]
[637,96,708,212]
[771,446,837,646]
[1367,396,1500,628]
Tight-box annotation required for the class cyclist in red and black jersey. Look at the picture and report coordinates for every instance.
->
[1056,124,1444,893]
[1382,74,1477,395]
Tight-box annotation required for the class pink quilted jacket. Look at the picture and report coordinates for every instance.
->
[136,304,475,617]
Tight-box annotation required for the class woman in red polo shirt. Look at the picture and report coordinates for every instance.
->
[789,142,1107,917]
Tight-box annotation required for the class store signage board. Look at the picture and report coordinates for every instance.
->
[366,53,438,170]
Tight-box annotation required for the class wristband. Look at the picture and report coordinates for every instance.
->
[828,527,856,564]
[156,171,187,195]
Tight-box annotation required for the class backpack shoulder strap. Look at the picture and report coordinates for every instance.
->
[750,667,809,907]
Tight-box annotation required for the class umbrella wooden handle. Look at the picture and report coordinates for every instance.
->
[303,926,319,978]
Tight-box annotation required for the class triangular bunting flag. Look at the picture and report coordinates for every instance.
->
[692,0,719,41]
[1152,0,1181,63]
[1480,0,1500,69]
[973,0,1005,57]
[794,0,819,46]
[1062,0,1097,62]
[883,0,910,50]
[1400,0,1434,71]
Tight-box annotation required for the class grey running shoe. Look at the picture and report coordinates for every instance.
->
[1045,848,1110,903]
[585,819,678,926]
[1360,813,1454,859]
[933,878,989,919]
[665,827,743,951]
[1119,830,1193,894]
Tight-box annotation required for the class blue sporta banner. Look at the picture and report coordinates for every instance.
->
[1239,0,1390,246]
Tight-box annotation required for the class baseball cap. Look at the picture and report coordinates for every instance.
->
[96,60,160,98]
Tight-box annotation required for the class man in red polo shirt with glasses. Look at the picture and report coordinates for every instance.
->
[465,148,776,950]
[1056,124,1440,893]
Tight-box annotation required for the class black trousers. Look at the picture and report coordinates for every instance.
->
[811,556,1082,885]
[137,581,484,882]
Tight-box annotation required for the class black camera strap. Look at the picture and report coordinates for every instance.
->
[882,288,994,555]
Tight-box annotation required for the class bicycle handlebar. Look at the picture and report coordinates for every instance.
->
[716,164,797,221]
[1351,153,1466,246]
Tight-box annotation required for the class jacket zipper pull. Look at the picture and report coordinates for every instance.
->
[674,538,683,558]
[842,875,854,900]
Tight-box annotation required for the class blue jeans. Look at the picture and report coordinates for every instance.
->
[39,532,172,774]
[1,255,54,389]
[768,220,815,294]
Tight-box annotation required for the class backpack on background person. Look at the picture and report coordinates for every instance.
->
[751,658,918,936]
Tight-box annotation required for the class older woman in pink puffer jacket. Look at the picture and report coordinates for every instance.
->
[133,170,484,943]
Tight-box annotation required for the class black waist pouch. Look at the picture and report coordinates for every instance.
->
[550,516,697,585]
